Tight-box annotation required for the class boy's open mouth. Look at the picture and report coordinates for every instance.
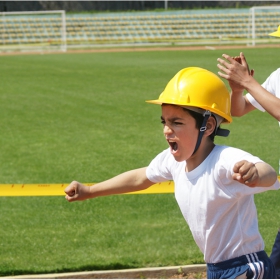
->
[168,141,178,152]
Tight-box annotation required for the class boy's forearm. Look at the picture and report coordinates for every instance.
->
[243,79,280,121]
[255,162,277,187]
[231,89,247,116]
[88,167,153,198]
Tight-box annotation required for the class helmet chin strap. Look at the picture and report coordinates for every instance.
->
[192,110,211,156]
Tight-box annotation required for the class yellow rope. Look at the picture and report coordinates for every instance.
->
[1,177,279,196]
[0,181,174,196]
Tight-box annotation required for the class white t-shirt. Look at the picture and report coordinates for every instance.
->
[246,68,280,126]
[146,145,279,264]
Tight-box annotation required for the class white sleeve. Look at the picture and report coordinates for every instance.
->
[146,149,174,183]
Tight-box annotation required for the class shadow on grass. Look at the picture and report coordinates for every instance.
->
[0,263,139,277]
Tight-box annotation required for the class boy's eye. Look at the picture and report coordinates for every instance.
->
[160,120,183,125]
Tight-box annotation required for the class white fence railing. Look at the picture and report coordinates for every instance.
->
[0,7,280,52]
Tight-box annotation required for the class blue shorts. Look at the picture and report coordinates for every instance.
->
[207,251,275,279]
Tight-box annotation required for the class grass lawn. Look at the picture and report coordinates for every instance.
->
[0,47,279,276]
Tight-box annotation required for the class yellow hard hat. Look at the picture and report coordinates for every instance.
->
[146,67,232,123]
[269,26,280,37]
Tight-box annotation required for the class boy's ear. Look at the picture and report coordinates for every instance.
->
[205,116,216,136]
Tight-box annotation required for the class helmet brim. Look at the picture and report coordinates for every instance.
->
[146,99,162,104]
[146,100,232,124]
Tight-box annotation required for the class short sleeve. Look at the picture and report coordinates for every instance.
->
[146,149,174,183]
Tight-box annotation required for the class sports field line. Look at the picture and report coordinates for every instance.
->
[1,177,279,196]
[0,181,174,196]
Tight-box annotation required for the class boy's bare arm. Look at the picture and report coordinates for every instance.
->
[232,160,277,188]
[241,78,280,121]
[230,90,255,117]
[65,167,154,202]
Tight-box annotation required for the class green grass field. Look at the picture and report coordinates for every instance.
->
[0,47,280,276]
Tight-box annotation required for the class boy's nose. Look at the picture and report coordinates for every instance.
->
[163,125,172,135]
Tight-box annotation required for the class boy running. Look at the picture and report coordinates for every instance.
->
[65,67,279,279]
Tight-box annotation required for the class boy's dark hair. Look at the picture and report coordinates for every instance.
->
[183,108,216,141]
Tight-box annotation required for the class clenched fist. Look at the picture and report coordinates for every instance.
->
[232,160,259,187]
[65,181,91,202]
